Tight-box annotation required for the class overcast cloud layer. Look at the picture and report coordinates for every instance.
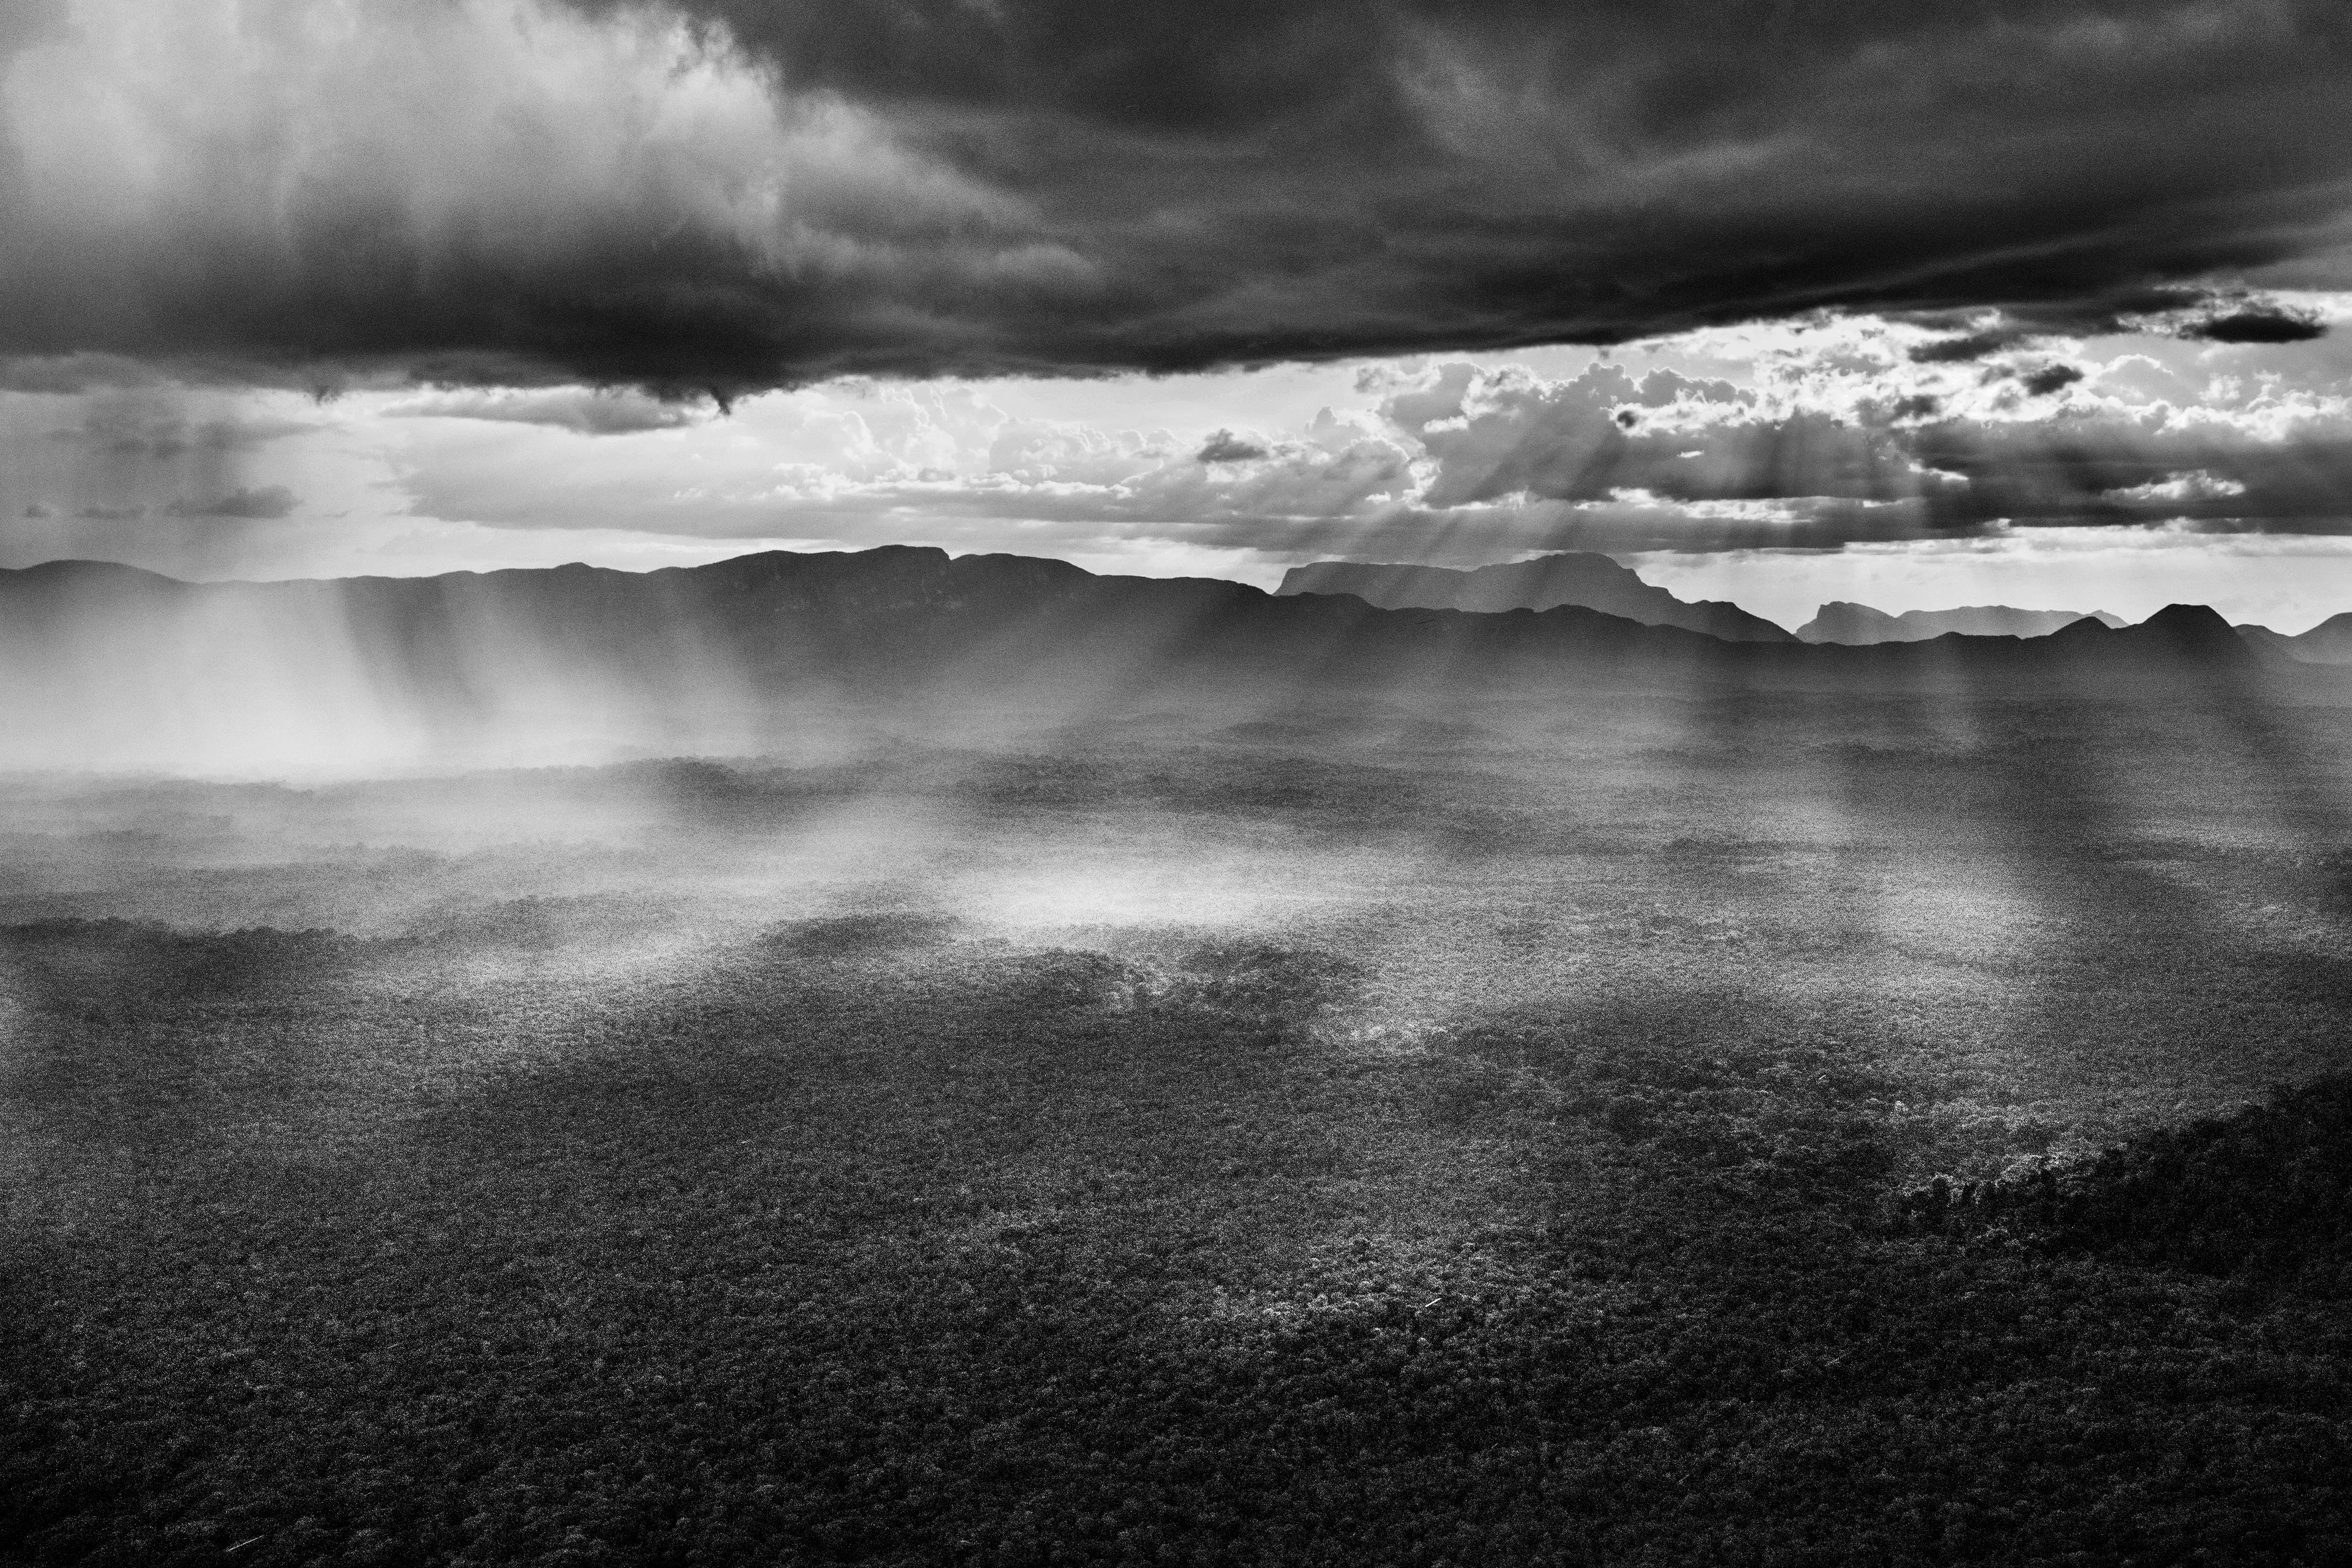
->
[3,0,2351,392]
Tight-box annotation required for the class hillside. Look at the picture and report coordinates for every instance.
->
[1797,602,2128,644]
[0,548,2291,773]
[1276,553,1796,643]
[2237,612,2352,665]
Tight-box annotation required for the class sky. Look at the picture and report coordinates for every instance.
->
[5,0,2352,629]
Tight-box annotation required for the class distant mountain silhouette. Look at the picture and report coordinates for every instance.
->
[2234,612,2352,665]
[0,548,2295,771]
[2060,603,2250,660]
[1797,601,2128,643]
[1277,554,1794,643]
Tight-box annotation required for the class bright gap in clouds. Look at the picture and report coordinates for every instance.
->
[9,306,2352,629]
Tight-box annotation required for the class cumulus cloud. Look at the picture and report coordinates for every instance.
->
[0,0,2347,394]
[1380,361,1936,512]
[2104,471,2250,503]
[1352,342,2352,546]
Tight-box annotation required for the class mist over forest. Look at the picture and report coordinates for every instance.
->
[9,545,2352,1565]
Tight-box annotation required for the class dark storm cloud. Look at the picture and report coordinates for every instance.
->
[1909,332,2024,365]
[2179,304,2331,343]
[1902,286,2335,364]
[2,0,2348,394]
[1196,430,1270,463]
[2019,364,2086,398]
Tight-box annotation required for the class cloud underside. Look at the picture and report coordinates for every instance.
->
[3,0,2349,393]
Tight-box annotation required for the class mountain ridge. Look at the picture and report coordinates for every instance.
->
[0,546,2276,682]
[1276,553,1794,643]
[0,546,2294,772]
[1797,601,2129,644]
[2234,611,2352,665]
